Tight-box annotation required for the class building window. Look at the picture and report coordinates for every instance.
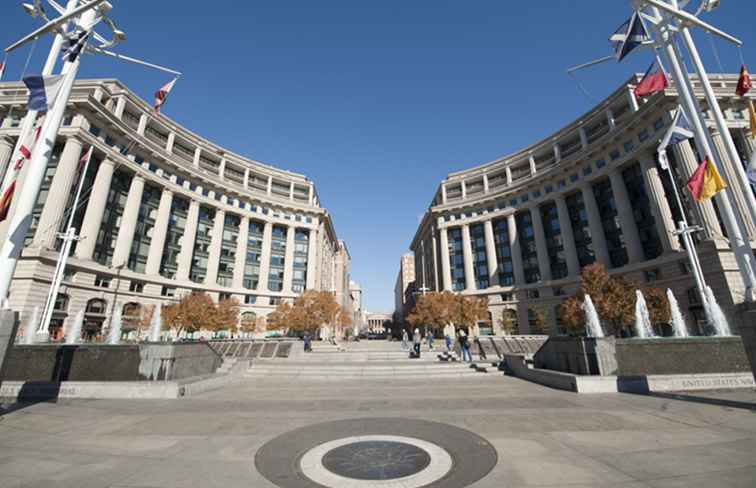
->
[293,228,310,292]
[654,117,665,131]
[270,297,282,306]
[516,212,540,284]
[94,275,111,288]
[593,179,628,268]
[129,281,144,293]
[679,261,690,275]
[583,166,593,176]
[160,196,190,279]
[687,287,701,305]
[245,295,257,304]
[609,149,621,161]
[128,184,161,273]
[565,192,596,267]
[86,298,107,315]
[447,227,466,291]
[161,286,176,297]
[493,218,515,286]
[190,205,215,283]
[268,225,287,292]
[638,129,650,141]
[244,221,263,290]
[219,292,232,301]
[470,223,489,289]
[93,169,132,266]
[526,289,540,299]
[217,213,240,287]
[623,141,635,153]
[25,145,63,245]
[500,293,513,302]
[540,202,567,280]
[623,162,663,260]
[552,286,565,296]
[54,294,69,311]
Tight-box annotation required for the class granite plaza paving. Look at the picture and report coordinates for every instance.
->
[1,341,756,488]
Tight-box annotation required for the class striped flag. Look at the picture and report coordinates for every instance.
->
[23,75,65,112]
[0,115,45,222]
[634,60,668,98]
[657,107,694,170]
[0,62,5,81]
[153,78,177,113]
[687,157,727,202]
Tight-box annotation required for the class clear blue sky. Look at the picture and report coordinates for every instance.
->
[2,1,755,312]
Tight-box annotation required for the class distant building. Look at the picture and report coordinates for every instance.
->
[365,312,392,333]
[393,253,415,325]
[349,280,364,333]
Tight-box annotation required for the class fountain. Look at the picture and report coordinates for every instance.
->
[633,290,655,338]
[582,294,604,338]
[66,310,84,344]
[149,303,162,342]
[704,286,731,336]
[22,306,39,345]
[107,304,123,345]
[667,289,688,338]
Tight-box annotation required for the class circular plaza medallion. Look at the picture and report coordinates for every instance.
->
[254,418,497,488]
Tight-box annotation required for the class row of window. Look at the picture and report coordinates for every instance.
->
[444,161,664,288]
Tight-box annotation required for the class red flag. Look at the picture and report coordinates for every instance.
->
[687,157,727,202]
[0,181,16,222]
[634,61,668,98]
[0,62,5,81]
[736,65,752,97]
[153,78,177,113]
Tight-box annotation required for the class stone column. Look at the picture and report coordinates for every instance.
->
[257,222,273,292]
[461,224,475,290]
[712,131,756,238]
[176,201,200,280]
[0,137,14,182]
[580,183,611,268]
[145,189,173,275]
[33,137,83,248]
[282,226,296,292]
[530,206,552,282]
[608,167,644,263]
[555,196,580,277]
[76,159,115,260]
[306,227,318,290]
[439,227,452,291]
[205,209,225,285]
[640,157,680,253]
[431,230,440,291]
[233,216,249,288]
[112,175,145,268]
[483,219,499,287]
[508,214,525,285]
[673,141,722,239]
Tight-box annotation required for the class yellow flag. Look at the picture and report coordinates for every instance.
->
[700,159,728,201]
[750,99,756,139]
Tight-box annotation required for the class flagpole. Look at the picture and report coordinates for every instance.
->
[36,146,92,339]
[669,0,756,234]
[0,0,78,193]
[0,6,102,304]
[644,2,756,302]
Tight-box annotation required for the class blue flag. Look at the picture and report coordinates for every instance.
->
[657,107,695,169]
[23,74,65,112]
[62,30,91,63]
[610,11,650,62]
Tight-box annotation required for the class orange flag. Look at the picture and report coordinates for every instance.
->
[687,157,727,202]
[736,65,752,97]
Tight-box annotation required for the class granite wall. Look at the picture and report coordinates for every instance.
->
[3,343,222,382]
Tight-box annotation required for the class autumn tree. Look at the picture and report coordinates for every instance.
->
[558,263,670,337]
[407,292,487,332]
[213,297,240,336]
[238,312,259,336]
[162,292,217,337]
[266,291,343,333]
[498,310,517,335]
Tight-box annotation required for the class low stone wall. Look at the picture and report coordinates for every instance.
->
[533,336,751,377]
[533,337,618,375]
[2,343,222,382]
[614,337,751,376]
[736,303,756,378]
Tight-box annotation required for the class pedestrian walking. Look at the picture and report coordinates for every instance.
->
[458,329,472,362]
[303,332,312,352]
[402,329,409,350]
[444,326,453,352]
[413,328,421,357]
[426,328,434,350]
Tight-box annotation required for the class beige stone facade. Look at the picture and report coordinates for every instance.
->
[0,79,349,339]
[409,74,756,336]
[393,253,415,325]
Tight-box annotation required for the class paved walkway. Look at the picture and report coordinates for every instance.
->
[1,341,756,487]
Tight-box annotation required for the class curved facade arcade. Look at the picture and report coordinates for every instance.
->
[409,73,756,335]
[0,79,348,339]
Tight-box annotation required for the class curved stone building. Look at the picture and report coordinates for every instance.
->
[0,79,347,339]
[410,73,756,335]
